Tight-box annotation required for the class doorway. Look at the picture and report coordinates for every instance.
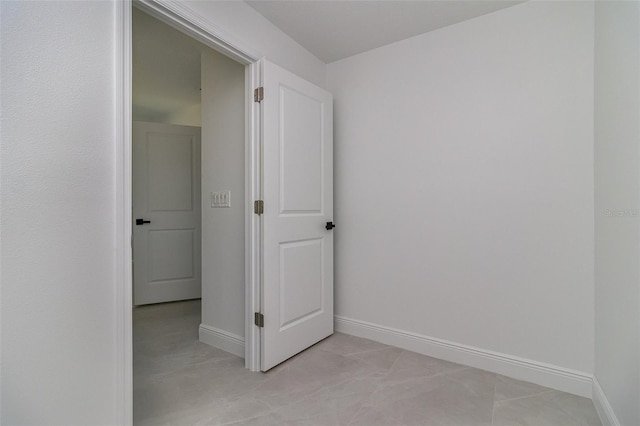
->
[127,0,262,371]
[116,1,263,422]
[130,4,259,421]
[131,2,255,346]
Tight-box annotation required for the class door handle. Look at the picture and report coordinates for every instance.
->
[136,218,151,225]
[325,221,335,230]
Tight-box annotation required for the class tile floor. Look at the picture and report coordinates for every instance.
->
[134,300,601,426]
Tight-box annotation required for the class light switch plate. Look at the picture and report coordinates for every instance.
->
[211,191,231,208]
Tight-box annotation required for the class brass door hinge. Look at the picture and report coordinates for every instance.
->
[254,312,264,328]
[254,200,264,215]
[254,87,264,102]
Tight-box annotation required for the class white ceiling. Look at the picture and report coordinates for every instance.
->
[246,1,525,63]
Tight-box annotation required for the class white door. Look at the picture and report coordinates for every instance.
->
[261,60,334,371]
[133,121,201,306]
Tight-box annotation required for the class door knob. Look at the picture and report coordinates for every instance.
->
[136,218,151,225]
[325,221,335,230]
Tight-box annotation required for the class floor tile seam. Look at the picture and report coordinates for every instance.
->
[342,356,404,376]
[345,402,366,426]
[493,389,557,405]
[490,377,498,426]
[308,347,396,375]
[344,349,405,369]
[218,401,275,426]
[429,364,472,376]
[344,375,404,424]
[244,362,293,397]
[346,399,403,426]
[551,394,600,424]
[266,392,371,425]
[312,345,363,358]
[391,365,473,382]
[302,403,370,426]
[222,412,273,426]
[265,368,383,419]
[385,348,407,374]
[263,375,369,412]
[339,345,399,357]
[292,373,382,410]
[255,377,345,407]
[134,403,206,426]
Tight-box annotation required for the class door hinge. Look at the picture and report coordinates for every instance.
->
[254,312,264,328]
[254,200,264,215]
[254,86,264,103]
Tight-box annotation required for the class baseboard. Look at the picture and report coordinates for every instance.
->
[199,324,245,358]
[335,315,593,398]
[592,377,621,426]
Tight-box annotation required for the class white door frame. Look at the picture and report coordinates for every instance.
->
[115,1,262,423]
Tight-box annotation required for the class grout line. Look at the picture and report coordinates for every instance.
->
[413,366,473,381]
[385,348,405,374]
[494,389,556,404]
[341,345,400,357]
[491,377,498,426]
[346,404,366,426]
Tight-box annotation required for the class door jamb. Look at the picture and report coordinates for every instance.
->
[116,1,262,423]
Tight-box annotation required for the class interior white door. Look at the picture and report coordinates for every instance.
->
[133,121,201,305]
[261,60,334,371]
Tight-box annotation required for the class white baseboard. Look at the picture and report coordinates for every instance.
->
[592,377,621,426]
[335,315,593,398]
[199,324,245,358]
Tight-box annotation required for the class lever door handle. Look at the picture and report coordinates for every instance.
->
[325,221,335,230]
[136,218,151,225]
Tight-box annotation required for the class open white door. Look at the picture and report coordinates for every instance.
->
[133,121,202,306]
[260,60,334,371]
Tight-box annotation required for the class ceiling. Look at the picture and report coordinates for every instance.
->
[245,1,525,63]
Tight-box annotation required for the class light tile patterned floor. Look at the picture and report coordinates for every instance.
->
[134,300,601,426]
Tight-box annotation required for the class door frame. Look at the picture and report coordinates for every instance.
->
[115,1,262,423]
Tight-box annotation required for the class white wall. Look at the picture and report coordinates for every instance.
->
[1,1,118,424]
[594,2,640,425]
[181,0,326,89]
[199,50,246,352]
[133,104,202,127]
[132,7,203,127]
[328,0,595,387]
[165,104,202,127]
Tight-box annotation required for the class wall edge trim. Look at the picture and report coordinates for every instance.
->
[334,315,593,398]
[199,324,245,358]
[592,376,621,426]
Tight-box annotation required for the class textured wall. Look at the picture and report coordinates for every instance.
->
[200,50,246,340]
[594,2,640,424]
[1,1,118,423]
[328,0,594,376]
